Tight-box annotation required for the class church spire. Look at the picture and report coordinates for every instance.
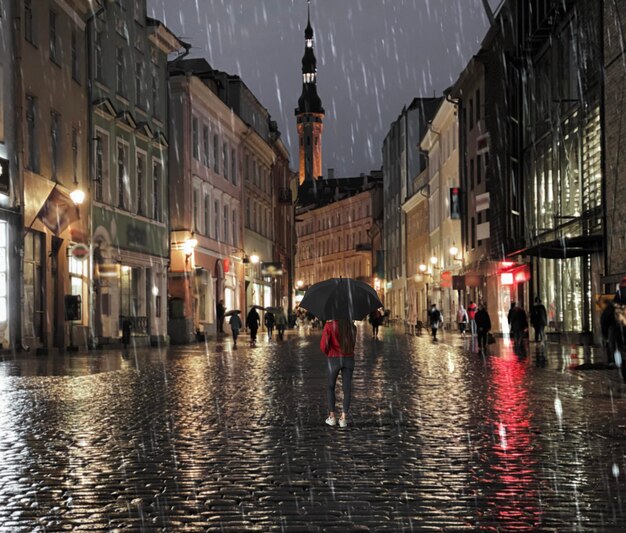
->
[296,0,324,115]
[295,0,324,186]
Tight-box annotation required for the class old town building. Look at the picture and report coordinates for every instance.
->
[382,98,439,322]
[167,59,245,343]
[0,0,20,350]
[420,98,461,326]
[17,0,91,352]
[296,173,383,298]
[88,1,184,346]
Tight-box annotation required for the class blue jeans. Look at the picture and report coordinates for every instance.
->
[470,319,477,336]
[327,357,355,414]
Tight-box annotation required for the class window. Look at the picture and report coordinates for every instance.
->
[151,74,159,117]
[469,98,474,130]
[71,30,79,81]
[476,89,481,122]
[136,152,145,215]
[71,126,78,183]
[95,32,103,81]
[134,0,144,22]
[94,132,108,202]
[117,142,128,209]
[49,11,59,64]
[231,148,237,185]
[202,126,209,166]
[49,112,60,180]
[25,0,34,44]
[152,160,162,221]
[223,143,228,180]
[469,158,474,190]
[246,198,251,227]
[135,62,143,105]
[116,47,125,95]
[214,200,220,240]
[213,135,219,173]
[476,154,482,186]
[69,254,88,323]
[232,209,237,247]
[244,154,249,181]
[471,216,476,249]
[192,117,199,160]
[223,205,229,244]
[204,195,211,236]
[26,95,39,172]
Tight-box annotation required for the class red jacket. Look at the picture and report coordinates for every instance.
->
[320,320,355,357]
[467,303,478,320]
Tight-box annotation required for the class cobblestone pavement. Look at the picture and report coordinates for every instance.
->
[0,326,626,532]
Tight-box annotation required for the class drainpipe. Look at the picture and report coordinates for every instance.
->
[12,0,25,351]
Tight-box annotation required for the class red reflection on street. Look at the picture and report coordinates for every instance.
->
[481,354,543,530]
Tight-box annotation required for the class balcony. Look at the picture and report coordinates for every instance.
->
[278,188,292,205]
[355,242,372,252]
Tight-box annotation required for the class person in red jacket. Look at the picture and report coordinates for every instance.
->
[320,319,356,428]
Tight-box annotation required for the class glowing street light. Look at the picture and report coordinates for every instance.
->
[430,256,438,265]
[250,253,260,264]
[183,235,198,256]
[296,279,304,288]
[70,187,85,205]
[419,264,427,272]
[449,244,459,257]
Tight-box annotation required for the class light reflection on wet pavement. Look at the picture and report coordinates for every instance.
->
[0,326,625,531]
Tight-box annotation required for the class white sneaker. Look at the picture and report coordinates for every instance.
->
[338,416,348,428]
[325,416,337,427]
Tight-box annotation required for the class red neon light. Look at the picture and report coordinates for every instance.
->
[515,271,528,283]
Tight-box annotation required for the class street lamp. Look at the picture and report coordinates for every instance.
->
[250,253,260,265]
[418,263,427,272]
[70,186,85,205]
[296,279,304,288]
[430,256,438,266]
[449,244,459,257]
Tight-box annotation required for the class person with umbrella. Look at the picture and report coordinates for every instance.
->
[300,277,383,429]
[265,311,275,340]
[320,318,356,428]
[246,307,261,344]
[227,311,242,348]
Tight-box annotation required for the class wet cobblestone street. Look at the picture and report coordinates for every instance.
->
[1,325,626,531]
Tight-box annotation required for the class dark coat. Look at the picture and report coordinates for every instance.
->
[247,309,260,330]
[475,308,491,331]
[508,307,528,333]
[530,303,547,328]
[264,312,275,328]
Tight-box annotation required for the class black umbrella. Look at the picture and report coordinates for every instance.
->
[300,278,383,321]
[224,309,241,317]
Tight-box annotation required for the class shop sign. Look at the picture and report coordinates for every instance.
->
[70,243,89,261]
[261,262,283,276]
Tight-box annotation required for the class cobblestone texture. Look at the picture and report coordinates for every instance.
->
[0,326,625,531]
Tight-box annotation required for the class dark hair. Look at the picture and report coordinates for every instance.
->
[337,319,356,354]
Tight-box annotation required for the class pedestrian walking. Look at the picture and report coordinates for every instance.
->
[229,312,242,348]
[475,302,492,353]
[508,302,528,347]
[246,307,260,344]
[467,301,478,336]
[276,310,287,340]
[320,319,356,428]
[265,311,275,340]
[530,297,548,342]
[369,309,382,338]
[457,305,469,338]
[216,299,226,333]
[429,304,442,341]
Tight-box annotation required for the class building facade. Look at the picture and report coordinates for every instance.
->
[296,174,383,293]
[17,0,90,352]
[89,1,184,346]
[517,0,603,341]
[603,0,626,290]
[382,98,439,322]
[0,0,21,350]
[420,98,461,326]
[402,169,430,327]
[168,59,245,343]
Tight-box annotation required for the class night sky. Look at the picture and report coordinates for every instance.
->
[148,0,494,177]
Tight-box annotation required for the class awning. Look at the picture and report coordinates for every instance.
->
[509,234,602,259]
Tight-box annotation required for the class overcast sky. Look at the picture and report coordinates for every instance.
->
[148,0,493,176]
